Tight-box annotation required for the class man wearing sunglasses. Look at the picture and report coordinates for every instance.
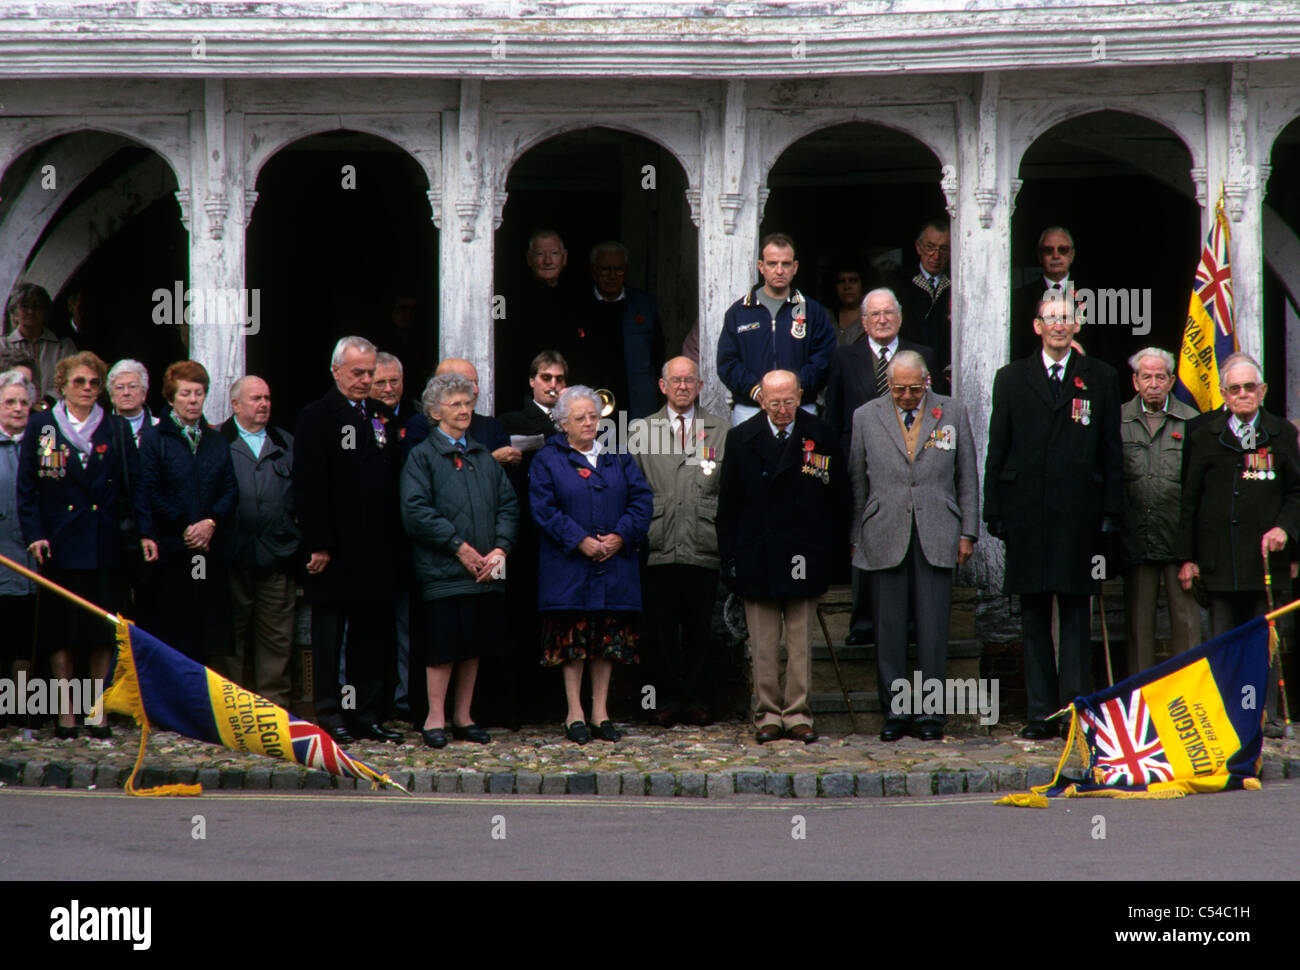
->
[1176,353,1300,736]
[892,218,952,388]
[1011,227,1085,362]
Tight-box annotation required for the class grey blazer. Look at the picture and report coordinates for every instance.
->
[849,392,979,570]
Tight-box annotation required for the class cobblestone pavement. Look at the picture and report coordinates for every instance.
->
[3,718,1298,797]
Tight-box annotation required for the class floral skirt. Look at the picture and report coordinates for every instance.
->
[540,611,640,667]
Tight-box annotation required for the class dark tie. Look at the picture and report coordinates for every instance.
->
[456,439,467,455]
[875,346,889,397]
[903,410,914,430]
[1049,363,1063,400]
[776,428,788,444]
[355,401,367,421]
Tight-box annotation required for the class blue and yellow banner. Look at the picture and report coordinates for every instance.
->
[99,618,402,796]
[1173,189,1237,412]
[999,616,1273,807]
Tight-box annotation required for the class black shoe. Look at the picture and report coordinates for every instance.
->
[357,723,404,743]
[649,708,678,727]
[879,718,910,742]
[588,720,622,742]
[451,723,491,744]
[911,721,944,741]
[421,727,448,749]
[54,724,79,740]
[755,724,783,744]
[565,721,590,745]
[85,723,112,740]
[325,724,356,745]
[1021,720,1054,740]
[845,629,872,646]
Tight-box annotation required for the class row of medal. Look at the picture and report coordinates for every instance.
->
[1243,450,1275,480]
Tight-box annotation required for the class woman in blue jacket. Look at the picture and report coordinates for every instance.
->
[138,360,237,663]
[17,352,154,738]
[529,385,652,743]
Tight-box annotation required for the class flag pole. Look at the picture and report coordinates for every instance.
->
[0,552,117,624]
[1265,595,1300,621]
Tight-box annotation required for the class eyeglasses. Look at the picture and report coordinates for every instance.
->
[864,310,900,320]
[70,376,102,388]
[666,377,698,386]
[918,243,950,256]
[535,374,564,383]
[596,266,627,275]
[764,399,800,410]
[372,379,401,388]
[1225,382,1260,395]
[1037,315,1075,325]
[890,385,927,394]
[1039,245,1074,256]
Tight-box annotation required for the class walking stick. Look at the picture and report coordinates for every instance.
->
[1095,589,1115,687]
[815,604,860,735]
[1261,548,1295,739]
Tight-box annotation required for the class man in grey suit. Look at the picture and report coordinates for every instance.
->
[849,350,978,741]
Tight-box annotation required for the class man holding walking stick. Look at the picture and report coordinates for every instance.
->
[1177,352,1300,737]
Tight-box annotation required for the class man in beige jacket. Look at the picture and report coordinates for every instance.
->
[632,356,728,726]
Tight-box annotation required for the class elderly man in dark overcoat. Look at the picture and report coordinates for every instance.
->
[984,292,1124,739]
[1176,352,1300,735]
[716,369,847,744]
[293,335,404,745]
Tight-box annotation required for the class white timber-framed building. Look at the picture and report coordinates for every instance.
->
[5,0,1300,606]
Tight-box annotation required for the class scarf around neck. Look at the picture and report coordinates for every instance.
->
[52,400,104,455]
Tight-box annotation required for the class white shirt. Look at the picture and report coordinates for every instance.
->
[576,440,602,468]
[867,336,900,362]
[1228,412,1259,442]
[1042,349,1073,382]
[531,399,553,419]
[1041,275,1073,292]
[592,285,626,303]
[767,418,793,441]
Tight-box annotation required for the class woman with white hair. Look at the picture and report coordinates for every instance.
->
[400,372,518,748]
[0,370,37,727]
[529,385,653,744]
[107,359,159,447]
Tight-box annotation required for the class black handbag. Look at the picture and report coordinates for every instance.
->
[111,414,143,563]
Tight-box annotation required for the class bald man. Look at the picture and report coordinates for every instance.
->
[716,369,847,743]
[402,358,515,463]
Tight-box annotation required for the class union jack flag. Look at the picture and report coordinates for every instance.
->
[1193,200,1234,336]
[289,718,368,779]
[1080,691,1174,787]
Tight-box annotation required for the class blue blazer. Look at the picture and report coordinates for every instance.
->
[528,433,653,613]
[17,410,150,571]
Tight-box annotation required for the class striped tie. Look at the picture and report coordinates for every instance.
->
[875,347,889,397]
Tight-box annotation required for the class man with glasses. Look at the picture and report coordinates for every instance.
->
[716,369,846,743]
[985,292,1123,739]
[556,241,661,419]
[369,352,419,423]
[826,287,938,645]
[506,229,583,397]
[849,350,978,741]
[1012,226,1085,361]
[892,218,952,387]
[633,356,728,727]
[2,284,76,403]
[1176,352,1300,736]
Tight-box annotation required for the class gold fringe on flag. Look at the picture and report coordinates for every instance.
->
[99,617,202,797]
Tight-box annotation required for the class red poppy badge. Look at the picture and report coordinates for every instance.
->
[578,467,591,478]
[1170,431,1183,441]
[803,439,815,451]
[95,443,108,454]
[1074,376,1086,390]
[931,407,942,420]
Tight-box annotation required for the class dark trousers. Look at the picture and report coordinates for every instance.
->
[1210,591,1280,715]
[311,603,393,728]
[644,564,719,713]
[869,530,953,723]
[1021,592,1092,722]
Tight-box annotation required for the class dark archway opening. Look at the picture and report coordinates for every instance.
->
[762,121,946,352]
[1263,117,1300,419]
[493,126,695,411]
[0,133,186,414]
[1012,111,1200,381]
[246,130,438,421]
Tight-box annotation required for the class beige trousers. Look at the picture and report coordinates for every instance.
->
[1122,562,1202,676]
[743,596,816,730]
[214,567,296,708]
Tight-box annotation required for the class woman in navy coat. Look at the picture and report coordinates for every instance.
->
[138,360,238,663]
[17,352,154,738]
[530,385,652,744]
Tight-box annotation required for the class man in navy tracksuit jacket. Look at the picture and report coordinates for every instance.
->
[716,233,836,425]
